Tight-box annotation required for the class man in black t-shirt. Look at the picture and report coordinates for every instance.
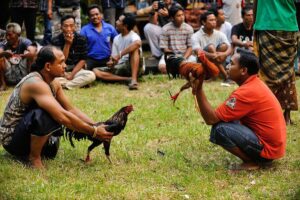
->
[231,6,254,51]
[51,15,95,90]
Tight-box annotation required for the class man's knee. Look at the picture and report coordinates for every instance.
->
[205,44,217,53]
[217,43,228,52]
[210,122,233,147]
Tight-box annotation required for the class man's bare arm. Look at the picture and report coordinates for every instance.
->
[192,79,220,125]
[23,79,96,135]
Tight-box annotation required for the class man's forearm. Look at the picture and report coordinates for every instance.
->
[183,47,192,59]
[69,60,85,77]
[68,107,95,125]
[63,44,71,60]
[120,41,141,57]
[195,89,220,125]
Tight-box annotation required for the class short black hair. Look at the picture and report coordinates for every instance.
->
[241,5,253,17]
[122,13,136,31]
[169,5,184,18]
[31,46,57,72]
[60,15,75,25]
[87,4,102,16]
[200,11,215,24]
[236,48,259,75]
[208,6,222,17]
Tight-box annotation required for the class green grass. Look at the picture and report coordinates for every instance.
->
[0,75,299,200]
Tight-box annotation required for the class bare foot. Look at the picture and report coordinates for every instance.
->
[230,162,260,172]
[0,84,7,91]
[29,157,45,169]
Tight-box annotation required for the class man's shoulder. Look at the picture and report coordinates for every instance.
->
[182,23,194,31]
[74,33,87,43]
[19,37,32,46]
[81,23,93,32]
[102,21,116,30]
[51,34,64,46]
[162,22,174,30]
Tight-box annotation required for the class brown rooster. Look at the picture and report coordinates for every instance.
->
[65,105,133,163]
[165,51,220,104]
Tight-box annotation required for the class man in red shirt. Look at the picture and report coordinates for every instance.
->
[191,48,286,170]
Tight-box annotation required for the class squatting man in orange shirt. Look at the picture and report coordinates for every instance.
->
[191,48,286,170]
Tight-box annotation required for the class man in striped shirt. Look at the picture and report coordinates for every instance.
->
[159,5,195,74]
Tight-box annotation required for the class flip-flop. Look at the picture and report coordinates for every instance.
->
[128,81,138,90]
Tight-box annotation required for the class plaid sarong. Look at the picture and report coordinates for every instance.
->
[255,30,298,110]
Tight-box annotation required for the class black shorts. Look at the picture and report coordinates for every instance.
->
[86,57,110,70]
[3,108,62,158]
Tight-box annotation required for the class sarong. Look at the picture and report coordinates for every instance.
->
[255,30,298,110]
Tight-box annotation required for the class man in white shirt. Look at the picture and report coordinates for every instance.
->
[192,11,231,84]
[92,13,142,90]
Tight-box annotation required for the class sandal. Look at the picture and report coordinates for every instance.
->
[128,81,138,90]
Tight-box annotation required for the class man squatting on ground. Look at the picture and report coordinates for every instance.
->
[0,46,113,169]
[191,48,286,170]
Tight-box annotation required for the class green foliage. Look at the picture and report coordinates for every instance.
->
[0,75,299,199]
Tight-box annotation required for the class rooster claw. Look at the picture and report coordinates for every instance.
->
[106,155,112,164]
[168,90,179,105]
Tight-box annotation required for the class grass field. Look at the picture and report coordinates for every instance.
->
[0,74,299,200]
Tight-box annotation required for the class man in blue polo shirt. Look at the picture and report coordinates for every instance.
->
[80,4,118,71]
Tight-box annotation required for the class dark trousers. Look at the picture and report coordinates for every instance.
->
[11,8,37,41]
[0,0,10,30]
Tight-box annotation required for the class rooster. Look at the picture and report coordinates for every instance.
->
[165,51,220,104]
[64,105,133,163]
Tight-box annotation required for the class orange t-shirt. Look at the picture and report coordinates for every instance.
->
[215,75,286,159]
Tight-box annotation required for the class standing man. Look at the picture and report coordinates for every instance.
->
[254,0,298,125]
[51,0,81,37]
[51,15,96,90]
[101,0,125,26]
[0,46,113,169]
[191,48,286,170]
[159,5,194,74]
[218,0,243,26]
[80,5,118,71]
[231,6,254,51]
[10,0,39,41]
[92,14,142,90]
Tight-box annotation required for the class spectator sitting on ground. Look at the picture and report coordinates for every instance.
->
[210,6,232,42]
[0,23,36,91]
[138,0,180,60]
[159,5,195,74]
[191,11,231,84]
[51,15,96,90]
[92,13,142,90]
[80,5,118,71]
[191,48,286,171]
[231,6,254,51]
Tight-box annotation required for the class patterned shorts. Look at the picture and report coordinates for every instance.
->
[4,58,28,85]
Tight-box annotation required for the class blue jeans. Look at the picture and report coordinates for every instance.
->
[210,121,271,162]
[41,11,52,45]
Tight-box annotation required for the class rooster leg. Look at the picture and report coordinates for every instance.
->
[103,141,112,164]
[85,141,101,163]
[106,155,112,164]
